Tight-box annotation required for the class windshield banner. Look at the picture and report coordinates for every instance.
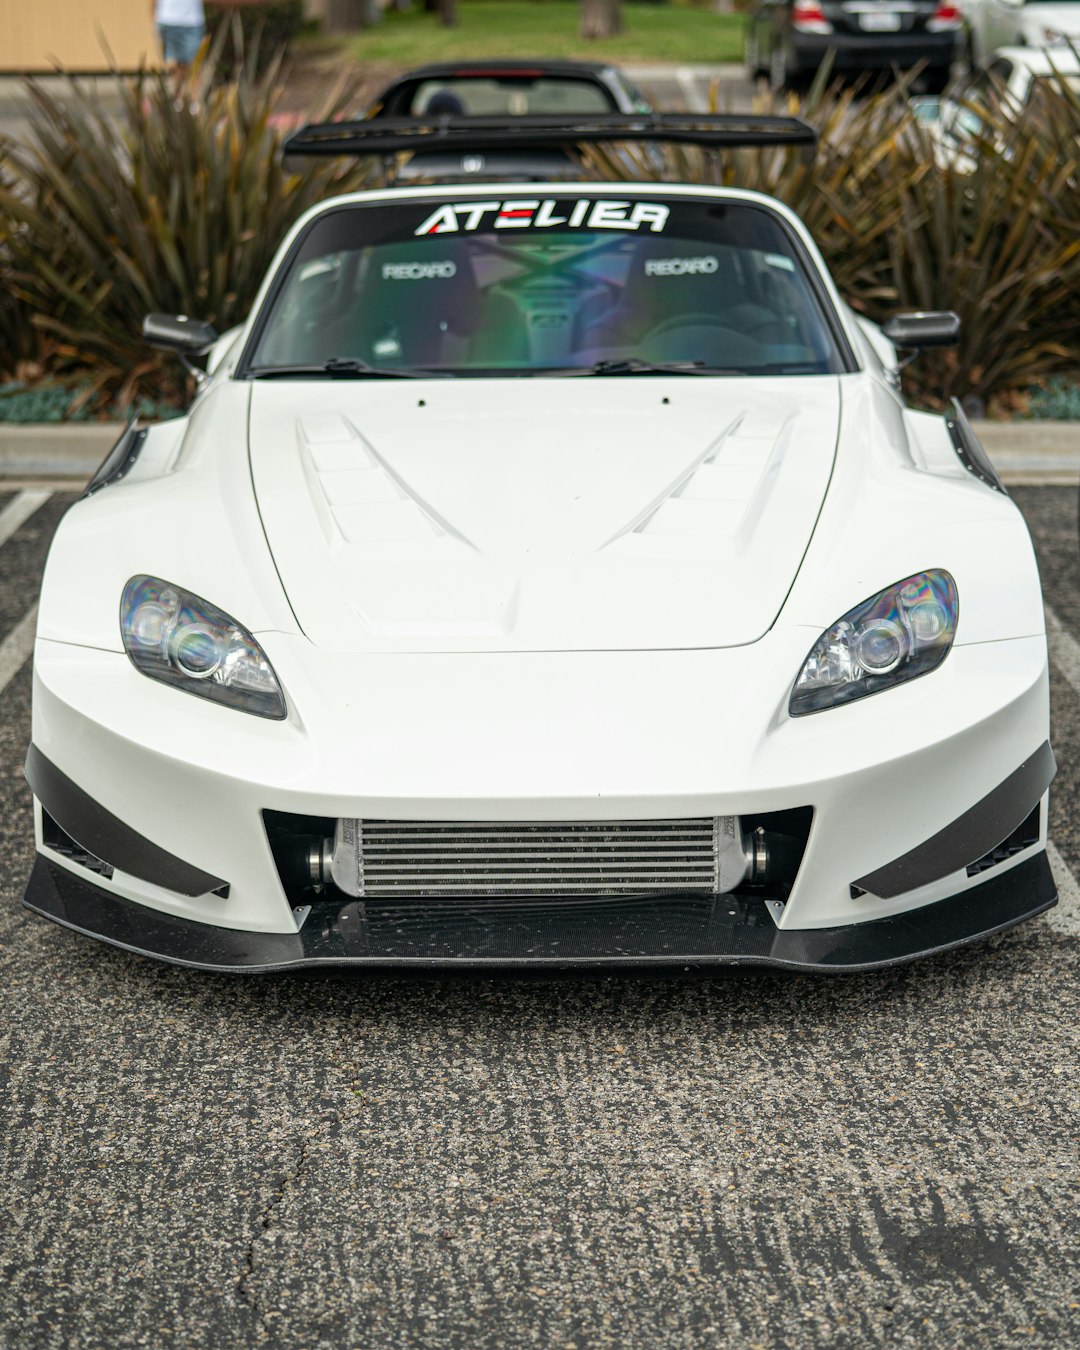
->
[415,199,670,236]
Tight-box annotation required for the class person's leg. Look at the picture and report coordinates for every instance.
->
[175,24,205,69]
[158,23,205,72]
[157,23,182,67]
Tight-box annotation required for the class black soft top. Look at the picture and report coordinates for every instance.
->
[377,59,613,83]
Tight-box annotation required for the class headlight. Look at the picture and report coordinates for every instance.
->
[789,570,958,717]
[121,576,287,719]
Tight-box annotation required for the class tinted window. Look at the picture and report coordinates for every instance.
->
[249,196,848,378]
[409,77,614,116]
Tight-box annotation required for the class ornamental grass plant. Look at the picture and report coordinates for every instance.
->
[0,40,372,410]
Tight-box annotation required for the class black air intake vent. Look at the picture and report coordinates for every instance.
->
[41,809,114,879]
[966,804,1041,877]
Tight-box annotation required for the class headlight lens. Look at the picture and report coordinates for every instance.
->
[789,570,958,717]
[121,575,287,719]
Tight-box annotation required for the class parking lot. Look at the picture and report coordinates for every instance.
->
[0,485,1076,1348]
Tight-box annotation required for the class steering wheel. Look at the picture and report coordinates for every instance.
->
[640,313,738,341]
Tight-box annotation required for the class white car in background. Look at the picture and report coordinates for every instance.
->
[967,42,1080,101]
[963,0,1080,65]
[914,45,1080,165]
[21,114,1058,973]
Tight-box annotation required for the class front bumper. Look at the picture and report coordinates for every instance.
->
[25,626,1054,970]
[23,848,1057,973]
[791,32,958,72]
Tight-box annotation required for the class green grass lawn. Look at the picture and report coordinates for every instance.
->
[331,2,745,67]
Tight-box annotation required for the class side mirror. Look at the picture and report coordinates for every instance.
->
[143,313,219,356]
[882,311,961,350]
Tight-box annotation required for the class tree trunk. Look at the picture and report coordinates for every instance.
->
[580,0,622,38]
[324,0,381,31]
[439,0,458,25]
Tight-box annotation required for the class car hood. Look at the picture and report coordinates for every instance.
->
[249,377,840,653]
[1018,5,1080,33]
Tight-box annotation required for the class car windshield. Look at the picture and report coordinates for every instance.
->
[247,196,848,378]
[407,76,614,116]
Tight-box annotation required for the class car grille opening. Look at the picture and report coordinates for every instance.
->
[261,807,814,906]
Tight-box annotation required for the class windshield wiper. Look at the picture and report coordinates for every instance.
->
[248,358,440,380]
[563,358,745,377]
[323,357,430,379]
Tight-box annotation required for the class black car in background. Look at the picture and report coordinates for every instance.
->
[745,0,963,92]
[366,60,654,182]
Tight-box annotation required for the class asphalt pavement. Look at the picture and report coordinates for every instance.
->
[0,486,1077,1349]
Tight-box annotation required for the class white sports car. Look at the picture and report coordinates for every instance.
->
[23,114,1057,971]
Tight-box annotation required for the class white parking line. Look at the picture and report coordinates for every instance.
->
[0,604,38,697]
[1044,605,1080,699]
[676,66,710,113]
[0,490,51,549]
[1047,841,1080,937]
[1039,605,1080,935]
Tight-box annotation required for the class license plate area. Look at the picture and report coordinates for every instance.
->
[858,11,903,29]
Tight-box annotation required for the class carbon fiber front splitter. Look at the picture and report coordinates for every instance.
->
[23,851,1057,974]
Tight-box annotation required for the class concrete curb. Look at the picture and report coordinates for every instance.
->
[0,423,125,479]
[963,422,1080,485]
[622,64,745,78]
[0,418,1078,484]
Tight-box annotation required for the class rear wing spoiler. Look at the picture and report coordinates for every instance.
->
[282,113,818,159]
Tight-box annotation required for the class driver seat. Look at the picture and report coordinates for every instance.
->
[579,240,745,353]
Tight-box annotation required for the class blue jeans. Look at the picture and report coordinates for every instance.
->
[158,24,205,65]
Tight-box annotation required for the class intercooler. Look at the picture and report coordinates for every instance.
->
[320,816,757,898]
